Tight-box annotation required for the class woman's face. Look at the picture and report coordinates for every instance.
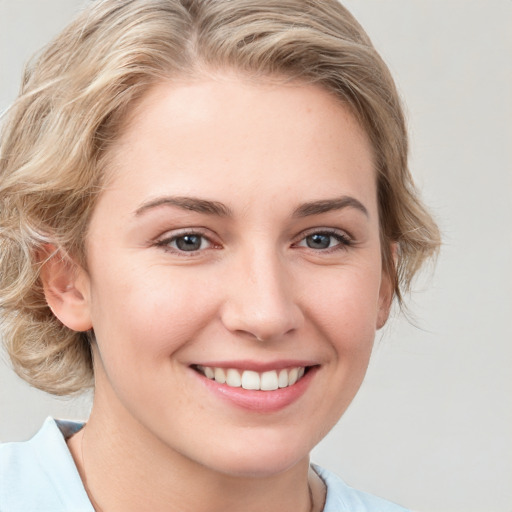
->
[79,77,392,477]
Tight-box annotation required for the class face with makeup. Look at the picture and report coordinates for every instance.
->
[52,76,393,478]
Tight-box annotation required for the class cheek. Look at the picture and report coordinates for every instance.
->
[88,261,217,371]
[303,264,383,345]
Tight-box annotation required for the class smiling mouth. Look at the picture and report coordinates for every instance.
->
[192,365,310,391]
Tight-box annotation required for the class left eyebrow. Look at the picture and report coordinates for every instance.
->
[293,196,369,218]
[134,196,233,217]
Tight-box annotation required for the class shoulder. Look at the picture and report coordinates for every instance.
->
[313,464,411,512]
[0,417,93,512]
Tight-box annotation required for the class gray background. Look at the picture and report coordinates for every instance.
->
[1,1,511,511]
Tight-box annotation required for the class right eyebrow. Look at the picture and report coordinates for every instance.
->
[292,196,369,218]
[134,196,233,217]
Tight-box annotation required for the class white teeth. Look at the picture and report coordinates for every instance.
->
[288,367,299,386]
[197,365,307,391]
[226,368,241,387]
[278,369,289,388]
[260,370,279,391]
[241,370,260,390]
[214,367,226,384]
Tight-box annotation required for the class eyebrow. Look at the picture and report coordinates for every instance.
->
[293,196,369,218]
[134,196,232,217]
[134,194,368,218]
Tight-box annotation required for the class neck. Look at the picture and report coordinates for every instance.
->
[67,400,324,512]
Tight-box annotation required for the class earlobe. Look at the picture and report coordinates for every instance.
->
[376,242,398,330]
[376,281,393,329]
[38,245,92,332]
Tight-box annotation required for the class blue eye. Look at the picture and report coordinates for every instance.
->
[297,231,351,250]
[174,235,205,251]
[159,233,212,252]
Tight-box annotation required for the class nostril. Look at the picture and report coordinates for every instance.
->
[219,275,304,341]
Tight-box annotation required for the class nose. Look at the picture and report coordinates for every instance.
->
[220,248,304,342]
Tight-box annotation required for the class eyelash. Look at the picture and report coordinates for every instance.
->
[154,228,353,255]
[292,229,353,252]
[154,229,218,255]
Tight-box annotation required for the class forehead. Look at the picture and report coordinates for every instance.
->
[100,76,377,219]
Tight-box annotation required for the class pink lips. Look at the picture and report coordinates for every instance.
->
[192,364,318,412]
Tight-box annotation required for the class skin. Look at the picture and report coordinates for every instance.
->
[42,75,393,512]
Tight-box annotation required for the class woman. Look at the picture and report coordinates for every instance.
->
[0,1,440,510]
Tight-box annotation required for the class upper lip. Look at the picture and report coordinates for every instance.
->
[190,360,318,372]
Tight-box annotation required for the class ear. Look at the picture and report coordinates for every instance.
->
[376,242,398,330]
[38,244,92,332]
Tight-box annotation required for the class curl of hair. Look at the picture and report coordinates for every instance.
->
[0,0,440,395]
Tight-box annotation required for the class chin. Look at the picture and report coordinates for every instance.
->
[197,435,312,479]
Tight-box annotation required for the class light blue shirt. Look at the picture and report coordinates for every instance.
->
[0,417,410,511]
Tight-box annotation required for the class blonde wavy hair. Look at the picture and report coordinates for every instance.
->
[0,0,440,396]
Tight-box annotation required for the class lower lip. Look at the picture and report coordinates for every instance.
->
[193,367,318,413]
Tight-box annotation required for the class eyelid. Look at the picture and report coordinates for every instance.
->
[153,227,222,253]
[294,227,353,241]
[292,227,354,250]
